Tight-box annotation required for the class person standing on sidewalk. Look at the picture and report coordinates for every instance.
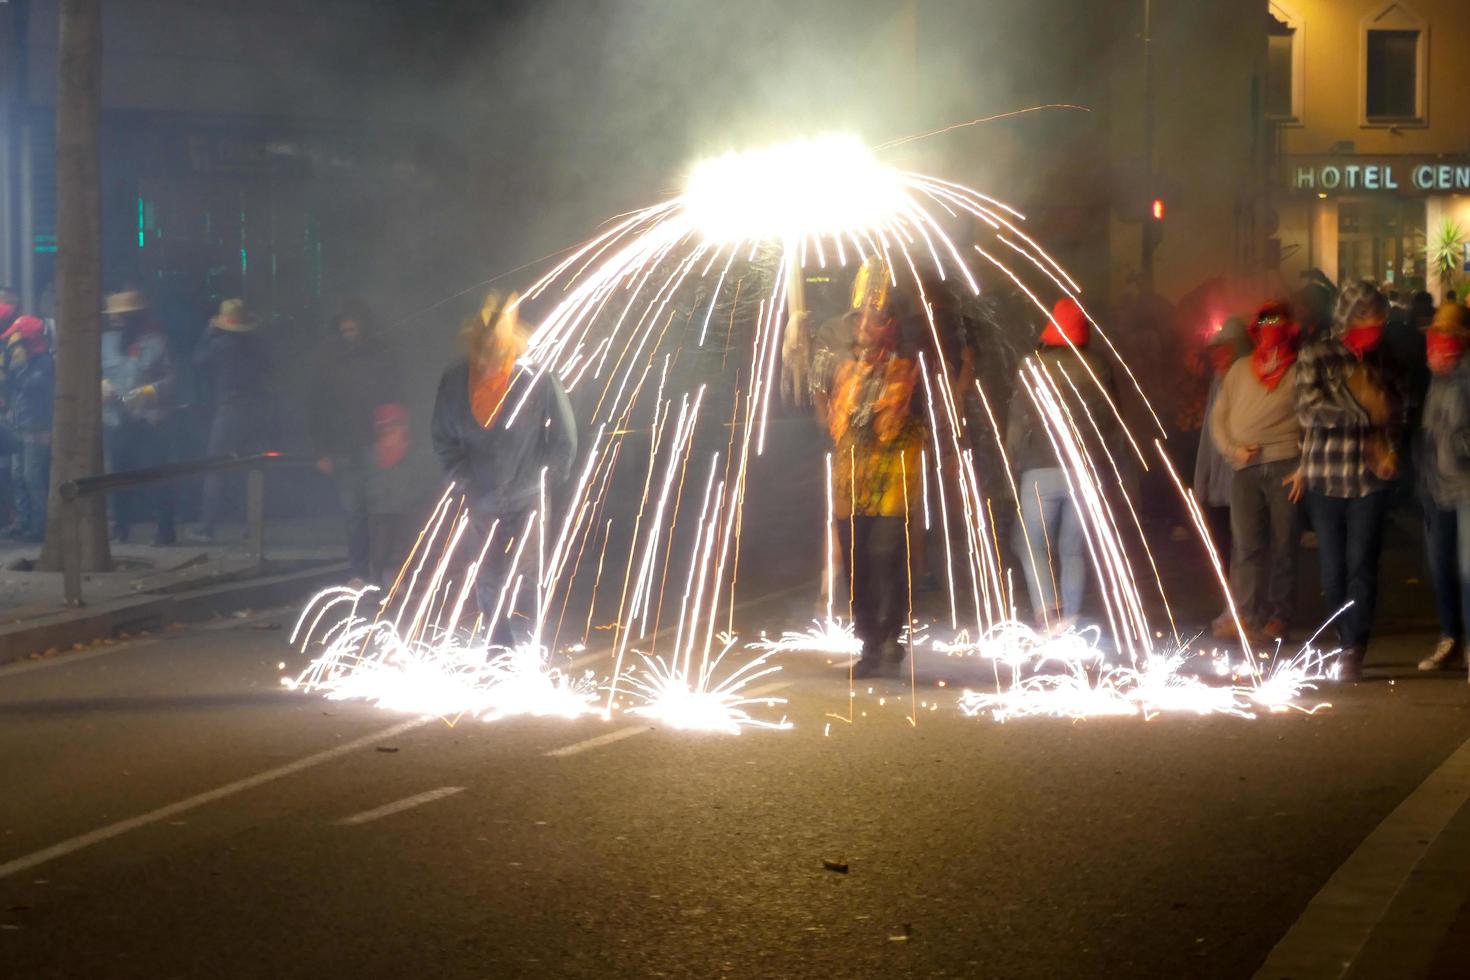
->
[1209,302,1301,643]
[1287,282,1404,681]
[1,316,54,541]
[431,292,577,646]
[1415,301,1470,674]
[1006,296,1118,633]
[308,301,403,586]
[1194,317,1252,558]
[102,290,177,545]
[191,299,273,542]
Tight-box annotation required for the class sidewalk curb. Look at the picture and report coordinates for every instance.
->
[0,562,349,666]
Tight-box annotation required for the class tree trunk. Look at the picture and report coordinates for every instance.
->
[40,0,109,573]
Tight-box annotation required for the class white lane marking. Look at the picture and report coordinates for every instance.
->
[545,725,648,758]
[1253,731,1470,979]
[337,786,465,826]
[544,680,795,758]
[0,716,429,881]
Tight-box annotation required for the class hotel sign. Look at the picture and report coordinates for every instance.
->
[1288,156,1470,195]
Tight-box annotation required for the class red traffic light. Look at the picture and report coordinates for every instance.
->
[1151,198,1165,221]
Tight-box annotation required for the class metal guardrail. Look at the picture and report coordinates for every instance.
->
[58,452,313,607]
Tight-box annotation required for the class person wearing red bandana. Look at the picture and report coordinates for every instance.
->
[1414,301,1470,675]
[1208,303,1302,643]
[1289,281,1404,680]
[1006,296,1119,633]
[432,292,577,647]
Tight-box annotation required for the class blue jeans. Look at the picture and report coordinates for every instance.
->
[1304,490,1390,649]
[1016,468,1086,620]
[472,509,533,648]
[1424,502,1470,642]
[14,440,50,538]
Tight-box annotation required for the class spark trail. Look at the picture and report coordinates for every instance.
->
[288,130,1335,729]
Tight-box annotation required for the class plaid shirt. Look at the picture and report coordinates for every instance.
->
[1294,335,1401,498]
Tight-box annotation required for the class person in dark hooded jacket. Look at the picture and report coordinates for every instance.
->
[432,292,576,646]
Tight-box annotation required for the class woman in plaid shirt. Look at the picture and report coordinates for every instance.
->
[1288,282,1404,680]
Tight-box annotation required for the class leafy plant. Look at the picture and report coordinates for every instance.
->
[1424,217,1467,291]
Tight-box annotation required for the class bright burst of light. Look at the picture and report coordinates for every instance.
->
[948,621,1334,722]
[284,584,598,722]
[684,133,905,243]
[286,125,1339,734]
[624,637,792,735]
[749,618,862,657]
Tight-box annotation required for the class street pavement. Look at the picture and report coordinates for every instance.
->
[2,587,1470,979]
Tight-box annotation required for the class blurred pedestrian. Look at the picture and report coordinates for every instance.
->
[308,300,403,585]
[1194,317,1251,564]
[1007,296,1118,633]
[431,292,576,645]
[190,299,274,542]
[1415,301,1470,674]
[826,260,924,677]
[0,287,21,530]
[1,316,53,540]
[365,402,428,586]
[1209,303,1301,643]
[1287,282,1403,680]
[102,290,177,545]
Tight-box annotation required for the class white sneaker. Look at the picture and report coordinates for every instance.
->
[1418,636,1460,672]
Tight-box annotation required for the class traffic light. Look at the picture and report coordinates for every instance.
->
[1151,198,1165,221]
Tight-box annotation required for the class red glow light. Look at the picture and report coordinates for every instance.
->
[1151,198,1165,221]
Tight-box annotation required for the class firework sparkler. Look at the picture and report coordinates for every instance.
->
[287,127,1336,731]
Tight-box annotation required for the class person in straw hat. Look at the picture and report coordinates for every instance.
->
[1415,300,1470,677]
[102,288,177,544]
[190,298,274,542]
[431,291,577,647]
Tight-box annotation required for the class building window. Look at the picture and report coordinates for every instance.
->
[1360,3,1427,126]
[1266,3,1303,122]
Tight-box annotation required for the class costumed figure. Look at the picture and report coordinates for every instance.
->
[825,258,924,678]
[431,292,578,647]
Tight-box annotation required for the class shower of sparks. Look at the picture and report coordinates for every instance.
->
[951,620,1336,721]
[285,128,1339,730]
[284,585,598,722]
[624,637,792,735]
[750,618,863,657]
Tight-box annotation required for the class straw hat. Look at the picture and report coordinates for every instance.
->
[212,298,256,332]
[103,290,148,315]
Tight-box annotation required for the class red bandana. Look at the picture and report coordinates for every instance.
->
[1250,321,1297,391]
[1427,329,1467,374]
[1341,323,1383,360]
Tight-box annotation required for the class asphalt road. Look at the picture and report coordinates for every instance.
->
[2,599,1470,979]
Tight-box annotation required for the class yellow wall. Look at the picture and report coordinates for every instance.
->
[1277,0,1470,157]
